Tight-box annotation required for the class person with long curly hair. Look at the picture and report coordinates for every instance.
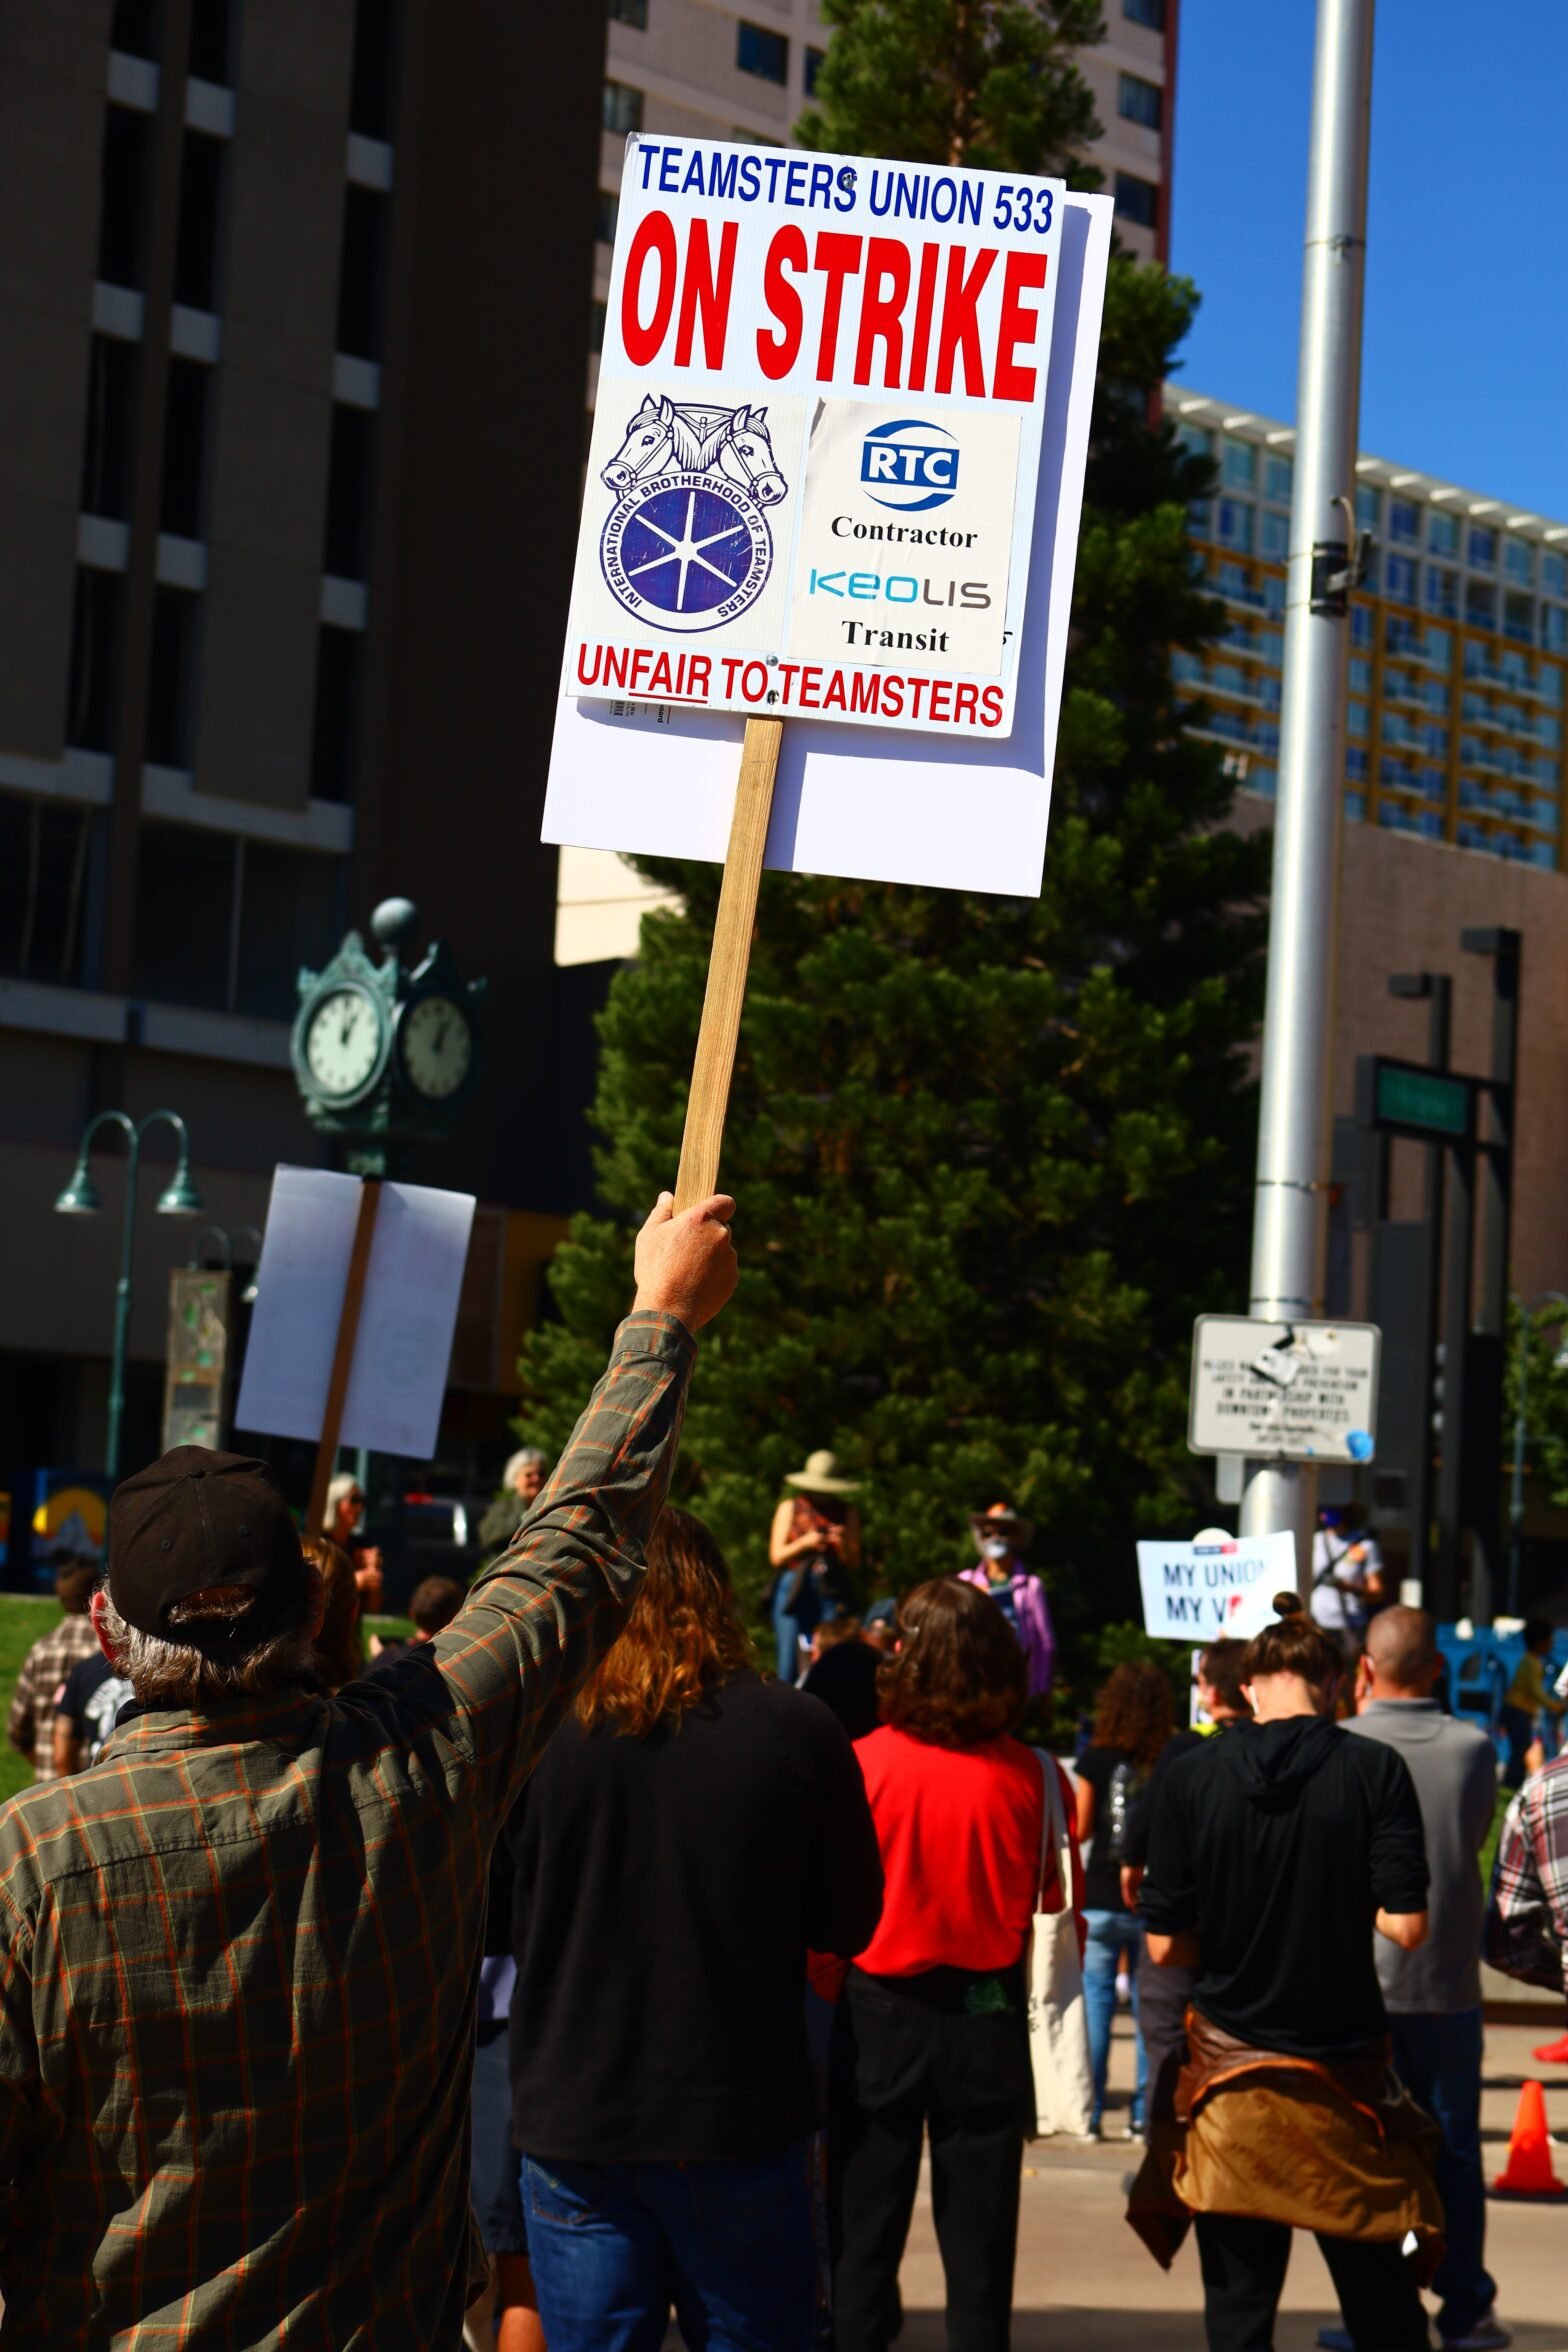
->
[831,1579,1083,2352]
[1075,1660,1175,2136]
[505,1505,882,2352]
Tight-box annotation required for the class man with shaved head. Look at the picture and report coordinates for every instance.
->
[1320,1608,1507,2352]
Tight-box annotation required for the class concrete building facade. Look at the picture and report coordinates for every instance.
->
[0,0,602,1509]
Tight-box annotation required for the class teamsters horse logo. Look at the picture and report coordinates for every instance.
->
[598,395,789,634]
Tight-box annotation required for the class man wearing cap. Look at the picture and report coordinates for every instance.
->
[960,1502,1055,1697]
[768,1448,862,1685]
[0,1189,738,2348]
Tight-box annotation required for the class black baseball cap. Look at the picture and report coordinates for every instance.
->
[108,1447,308,1650]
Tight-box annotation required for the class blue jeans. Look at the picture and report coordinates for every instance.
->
[1082,1909,1147,2131]
[773,1581,837,1684]
[1388,2009,1495,2342]
[521,2146,816,2352]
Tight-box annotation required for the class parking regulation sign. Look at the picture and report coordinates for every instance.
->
[1188,1315,1382,1464]
[565,135,1066,738]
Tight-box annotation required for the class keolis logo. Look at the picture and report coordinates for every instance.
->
[859,419,961,512]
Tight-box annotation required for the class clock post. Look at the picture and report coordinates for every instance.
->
[290,899,487,1531]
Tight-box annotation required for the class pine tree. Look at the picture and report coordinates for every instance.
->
[519,0,1270,1668]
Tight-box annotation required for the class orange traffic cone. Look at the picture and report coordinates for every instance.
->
[1492,2080,1566,2197]
[1532,2031,1568,2065]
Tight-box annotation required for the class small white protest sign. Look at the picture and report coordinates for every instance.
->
[1137,1529,1298,1642]
[235,1167,475,1461]
[545,188,1111,898]
[566,134,1068,740]
[1188,1316,1381,1464]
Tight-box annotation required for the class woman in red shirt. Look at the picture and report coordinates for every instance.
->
[831,1577,1075,2352]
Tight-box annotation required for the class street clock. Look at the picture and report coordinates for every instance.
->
[291,898,486,1174]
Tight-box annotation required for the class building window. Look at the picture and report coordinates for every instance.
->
[737,20,788,82]
[1113,172,1159,231]
[1347,702,1368,739]
[350,0,400,141]
[0,793,97,986]
[1216,499,1253,554]
[1467,524,1497,570]
[1427,509,1458,557]
[1387,498,1419,546]
[110,0,160,59]
[174,131,227,311]
[1350,604,1372,648]
[1355,484,1379,533]
[323,403,376,580]
[1124,0,1166,24]
[1424,566,1457,618]
[1503,591,1534,647]
[1541,551,1567,601]
[1423,626,1451,673]
[80,336,140,522]
[1543,606,1567,653]
[145,586,200,767]
[336,184,388,361]
[610,0,649,22]
[595,189,620,247]
[1262,452,1293,505]
[602,79,644,134]
[1385,554,1417,605]
[589,299,607,355]
[99,106,153,291]
[1346,748,1368,782]
[311,626,363,802]
[804,44,826,95]
[66,567,124,752]
[159,358,212,538]
[1118,72,1162,131]
[1465,580,1496,629]
[1176,421,1213,461]
[188,0,234,83]
[1504,539,1534,588]
[132,822,235,1009]
[1221,439,1255,492]
[1259,510,1288,561]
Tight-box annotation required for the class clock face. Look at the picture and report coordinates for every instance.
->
[304,987,383,1099]
[401,995,474,1099]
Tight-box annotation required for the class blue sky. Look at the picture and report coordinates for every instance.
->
[1169,0,1568,520]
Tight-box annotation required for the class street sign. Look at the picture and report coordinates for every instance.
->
[1137,1529,1297,1640]
[1371,1060,1471,1140]
[565,134,1069,740]
[1188,1315,1381,1463]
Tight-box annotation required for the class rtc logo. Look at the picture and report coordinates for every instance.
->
[859,419,961,513]
[598,394,789,634]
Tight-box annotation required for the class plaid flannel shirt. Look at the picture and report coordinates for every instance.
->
[1485,1749,1568,1995]
[6,1613,101,1781]
[0,1311,692,2349]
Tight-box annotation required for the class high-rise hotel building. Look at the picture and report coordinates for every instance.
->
[1170,387,1567,869]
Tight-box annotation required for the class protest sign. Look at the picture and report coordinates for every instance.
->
[546,190,1111,898]
[568,136,1067,739]
[1137,1529,1298,1642]
[234,1167,476,1520]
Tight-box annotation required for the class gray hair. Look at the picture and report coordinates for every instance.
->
[504,1447,548,1491]
[98,1581,321,1711]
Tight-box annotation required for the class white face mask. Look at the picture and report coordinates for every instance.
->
[980,1536,1013,1562]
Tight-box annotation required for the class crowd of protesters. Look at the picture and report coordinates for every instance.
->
[1,1201,1565,2351]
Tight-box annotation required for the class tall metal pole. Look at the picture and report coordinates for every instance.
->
[1239,0,1375,1569]
[106,1127,143,1485]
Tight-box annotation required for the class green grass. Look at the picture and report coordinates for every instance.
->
[0,1596,67,1806]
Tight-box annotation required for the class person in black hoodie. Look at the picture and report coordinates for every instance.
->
[1134,1600,1436,2352]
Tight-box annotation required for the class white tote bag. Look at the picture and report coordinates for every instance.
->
[1026,1750,1094,2138]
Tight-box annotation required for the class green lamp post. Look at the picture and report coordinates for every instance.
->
[54,1109,203,1481]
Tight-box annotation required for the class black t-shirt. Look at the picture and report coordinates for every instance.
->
[1122,1728,1207,1871]
[1140,1714,1428,2060]
[56,1654,134,1765]
[801,1640,882,1741]
[508,1672,883,2163]
[1078,1743,1150,1911]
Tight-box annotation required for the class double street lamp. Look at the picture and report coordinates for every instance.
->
[1507,1288,1568,1619]
[54,1110,203,1481]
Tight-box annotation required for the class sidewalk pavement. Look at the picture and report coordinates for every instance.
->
[891,2013,1568,2349]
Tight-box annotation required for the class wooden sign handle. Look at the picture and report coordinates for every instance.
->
[673,715,784,1212]
[306,1177,382,1539]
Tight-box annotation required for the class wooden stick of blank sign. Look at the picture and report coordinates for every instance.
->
[672,715,785,1214]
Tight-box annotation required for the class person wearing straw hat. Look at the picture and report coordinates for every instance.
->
[768,1450,862,1685]
[960,1503,1056,1698]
